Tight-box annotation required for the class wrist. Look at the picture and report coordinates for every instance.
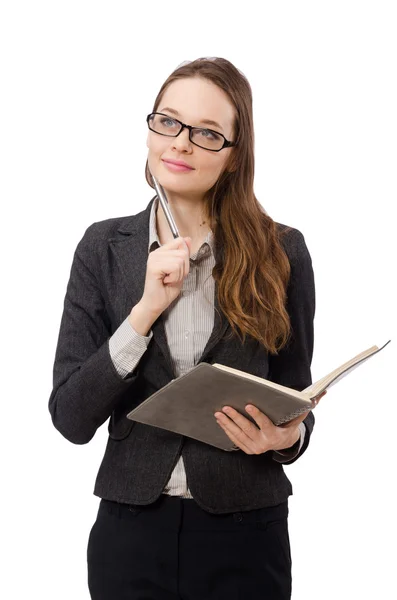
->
[274,427,301,452]
[128,302,159,337]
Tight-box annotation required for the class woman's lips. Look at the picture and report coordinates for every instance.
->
[162,160,194,173]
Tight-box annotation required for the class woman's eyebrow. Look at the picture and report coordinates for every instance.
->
[159,107,224,131]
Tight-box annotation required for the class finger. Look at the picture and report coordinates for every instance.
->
[243,405,276,433]
[157,250,188,268]
[166,240,190,278]
[215,417,253,454]
[159,258,186,284]
[157,238,190,277]
[312,390,327,404]
[162,265,182,284]
[281,411,310,429]
[218,407,263,444]
[282,390,327,429]
[176,239,190,278]
[161,236,189,251]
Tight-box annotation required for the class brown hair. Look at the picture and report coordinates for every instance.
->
[145,57,292,354]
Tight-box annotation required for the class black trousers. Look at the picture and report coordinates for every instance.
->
[87,494,292,600]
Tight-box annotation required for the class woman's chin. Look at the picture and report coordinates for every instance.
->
[159,174,197,194]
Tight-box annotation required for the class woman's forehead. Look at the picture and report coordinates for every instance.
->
[159,78,235,130]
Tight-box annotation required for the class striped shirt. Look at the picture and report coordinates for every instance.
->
[109,197,305,498]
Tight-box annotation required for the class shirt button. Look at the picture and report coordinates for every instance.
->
[184,330,190,338]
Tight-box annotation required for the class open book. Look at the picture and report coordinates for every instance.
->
[126,340,391,451]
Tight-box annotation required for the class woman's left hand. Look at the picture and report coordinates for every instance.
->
[214,391,326,455]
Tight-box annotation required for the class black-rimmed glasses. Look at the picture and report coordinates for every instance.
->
[146,112,237,152]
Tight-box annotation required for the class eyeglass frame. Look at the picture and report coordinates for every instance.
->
[146,112,237,152]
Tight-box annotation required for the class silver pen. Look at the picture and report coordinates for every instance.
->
[150,172,180,239]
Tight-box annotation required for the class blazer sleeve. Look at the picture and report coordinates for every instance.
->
[267,227,316,464]
[48,223,141,445]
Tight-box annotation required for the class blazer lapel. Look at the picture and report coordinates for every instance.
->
[107,197,230,377]
[107,201,152,309]
[198,288,230,364]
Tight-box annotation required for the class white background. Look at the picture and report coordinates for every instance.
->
[1,1,396,598]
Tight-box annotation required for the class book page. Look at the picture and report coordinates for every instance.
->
[212,363,311,403]
[305,341,390,398]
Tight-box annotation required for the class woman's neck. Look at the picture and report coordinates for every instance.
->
[156,192,211,248]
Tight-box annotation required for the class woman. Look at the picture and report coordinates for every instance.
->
[49,57,323,600]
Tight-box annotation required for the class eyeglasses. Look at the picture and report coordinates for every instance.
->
[146,112,237,152]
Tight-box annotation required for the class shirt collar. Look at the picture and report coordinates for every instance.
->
[148,196,215,261]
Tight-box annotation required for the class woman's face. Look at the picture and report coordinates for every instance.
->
[147,77,236,201]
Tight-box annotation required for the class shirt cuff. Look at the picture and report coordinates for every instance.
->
[108,316,153,378]
[272,422,306,463]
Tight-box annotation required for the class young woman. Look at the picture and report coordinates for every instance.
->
[49,57,324,600]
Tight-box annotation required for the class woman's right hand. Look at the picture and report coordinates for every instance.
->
[136,236,192,319]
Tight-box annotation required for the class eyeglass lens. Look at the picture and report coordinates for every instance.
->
[148,113,225,151]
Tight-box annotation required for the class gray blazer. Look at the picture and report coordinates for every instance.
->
[48,197,315,514]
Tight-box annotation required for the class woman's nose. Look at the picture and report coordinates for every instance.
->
[171,127,192,152]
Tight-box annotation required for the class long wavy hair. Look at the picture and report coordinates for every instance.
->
[145,57,292,354]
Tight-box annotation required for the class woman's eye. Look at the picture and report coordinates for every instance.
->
[200,129,220,140]
[161,118,177,127]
